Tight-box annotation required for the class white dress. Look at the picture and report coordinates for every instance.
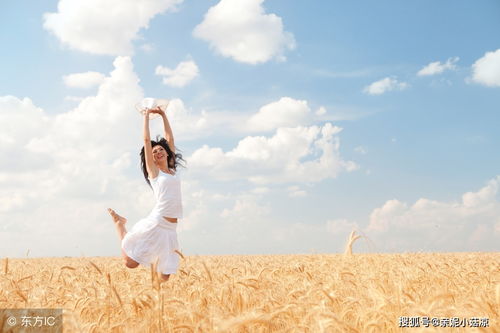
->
[122,169,182,275]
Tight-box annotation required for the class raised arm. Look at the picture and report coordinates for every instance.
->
[157,107,175,154]
[143,110,159,179]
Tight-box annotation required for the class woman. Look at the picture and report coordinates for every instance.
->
[108,106,184,281]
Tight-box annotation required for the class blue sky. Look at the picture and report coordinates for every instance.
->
[1,0,499,257]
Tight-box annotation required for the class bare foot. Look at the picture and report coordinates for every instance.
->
[107,208,127,226]
[159,273,170,282]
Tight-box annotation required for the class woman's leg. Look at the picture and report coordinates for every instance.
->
[107,208,139,268]
[108,208,128,239]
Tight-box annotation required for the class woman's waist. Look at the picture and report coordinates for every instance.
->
[147,213,179,230]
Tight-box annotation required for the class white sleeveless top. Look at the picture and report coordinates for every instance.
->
[148,169,183,220]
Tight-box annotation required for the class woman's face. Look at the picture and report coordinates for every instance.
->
[152,145,168,164]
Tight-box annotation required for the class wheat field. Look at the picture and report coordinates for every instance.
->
[0,252,498,332]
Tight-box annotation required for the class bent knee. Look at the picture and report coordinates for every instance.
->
[124,257,139,269]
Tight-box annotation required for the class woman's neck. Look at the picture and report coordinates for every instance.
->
[157,161,169,172]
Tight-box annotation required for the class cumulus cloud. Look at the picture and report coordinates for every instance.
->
[0,96,52,173]
[363,77,408,95]
[155,60,199,87]
[247,97,311,132]
[1,56,256,257]
[188,123,358,184]
[471,49,500,87]
[0,96,49,146]
[315,106,327,116]
[0,57,361,257]
[43,0,182,55]
[193,0,296,64]
[161,98,209,139]
[199,96,327,135]
[0,57,160,257]
[28,57,143,155]
[63,71,105,89]
[365,176,500,252]
[417,57,459,76]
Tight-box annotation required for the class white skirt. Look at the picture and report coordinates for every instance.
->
[122,217,180,275]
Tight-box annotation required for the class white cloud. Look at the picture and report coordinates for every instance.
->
[0,96,54,175]
[63,71,105,89]
[155,60,199,87]
[287,185,307,198]
[64,96,86,102]
[417,57,459,76]
[177,186,284,253]
[1,56,275,257]
[175,182,216,232]
[315,106,327,116]
[471,49,500,87]
[0,57,154,257]
[201,97,330,135]
[247,97,311,132]
[138,95,331,139]
[221,198,270,220]
[188,123,358,184]
[0,96,49,147]
[365,176,500,251]
[367,199,408,232]
[162,99,210,140]
[0,57,361,257]
[363,77,408,95]
[326,219,359,235]
[27,57,144,155]
[193,0,296,64]
[43,0,182,55]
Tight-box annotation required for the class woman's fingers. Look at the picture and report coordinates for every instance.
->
[149,107,162,114]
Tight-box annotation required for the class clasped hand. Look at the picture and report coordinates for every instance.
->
[145,106,165,117]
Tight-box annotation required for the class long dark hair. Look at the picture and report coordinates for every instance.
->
[140,136,185,187]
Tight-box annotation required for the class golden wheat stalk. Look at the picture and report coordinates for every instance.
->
[174,249,185,259]
[344,230,361,255]
[89,261,103,275]
[16,275,34,283]
[111,286,123,306]
[61,266,76,271]
[150,260,160,291]
[202,261,213,282]
[16,290,28,303]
